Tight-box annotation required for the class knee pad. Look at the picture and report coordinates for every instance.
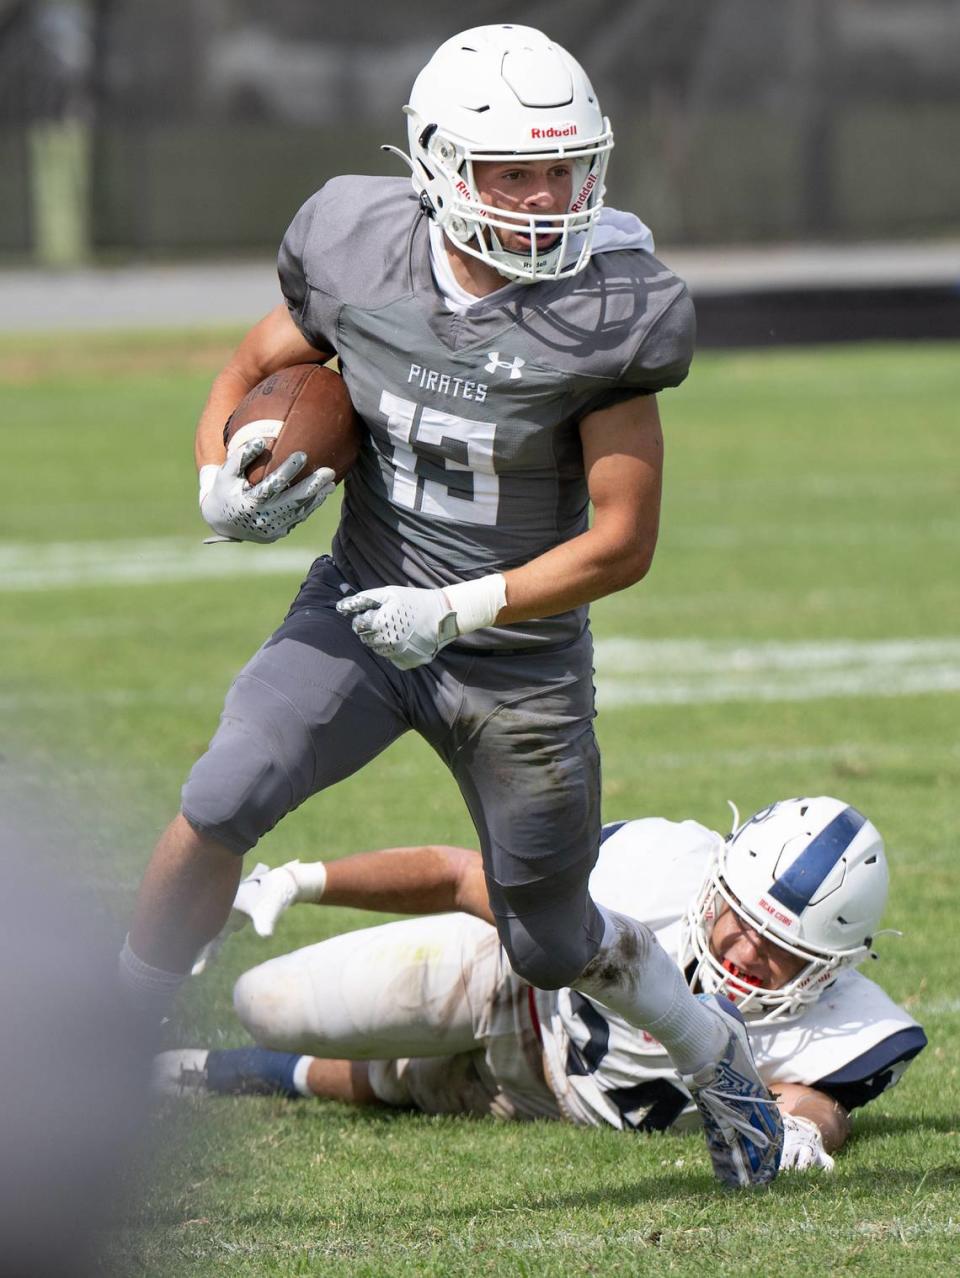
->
[181,671,318,854]
[495,898,602,991]
[181,730,291,854]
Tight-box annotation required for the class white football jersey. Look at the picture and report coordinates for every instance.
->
[532,819,927,1131]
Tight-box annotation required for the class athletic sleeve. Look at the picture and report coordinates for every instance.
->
[576,278,696,417]
[812,1025,928,1112]
[276,188,340,352]
[620,284,696,393]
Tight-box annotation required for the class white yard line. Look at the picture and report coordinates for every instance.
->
[3,539,959,707]
[594,637,960,705]
[0,537,317,590]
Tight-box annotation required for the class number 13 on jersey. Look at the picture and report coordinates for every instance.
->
[379,390,500,526]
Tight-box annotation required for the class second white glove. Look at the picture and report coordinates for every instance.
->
[336,585,459,669]
[336,575,506,670]
[780,1114,835,1172]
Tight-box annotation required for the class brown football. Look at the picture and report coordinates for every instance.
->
[222,363,361,488]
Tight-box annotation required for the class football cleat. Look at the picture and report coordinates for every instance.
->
[681,994,783,1187]
[151,1049,209,1098]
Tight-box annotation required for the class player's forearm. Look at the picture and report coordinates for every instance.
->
[194,367,256,469]
[775,1082,851,1154]
[496,397,662,624]
[194,303,334,470]
[322,844,493,923]
[497,522,656,624]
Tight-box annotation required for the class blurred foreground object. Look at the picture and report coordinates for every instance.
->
[0,807,152,1278]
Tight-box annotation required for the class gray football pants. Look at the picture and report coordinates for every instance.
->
[181,556,605,988]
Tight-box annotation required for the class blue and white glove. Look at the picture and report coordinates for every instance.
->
[780,1114,835,1172]
[336,574,507,670]
[199,438,335,544]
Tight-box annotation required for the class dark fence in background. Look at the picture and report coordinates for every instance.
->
[2,0,959,263]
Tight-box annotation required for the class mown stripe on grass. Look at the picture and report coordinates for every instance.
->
[0,537,315,589]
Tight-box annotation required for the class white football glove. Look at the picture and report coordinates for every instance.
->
[191,860,329,973]
[337,585,460,669]
[336,575,506,671]
[199,438,335,544]
[232,860,328,937]
[780,1114,835,1172]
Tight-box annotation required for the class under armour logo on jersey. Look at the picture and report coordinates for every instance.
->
[484,352,525,380]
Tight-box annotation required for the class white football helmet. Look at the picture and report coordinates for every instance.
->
[387,25,614,283]
[681,797,890,1023]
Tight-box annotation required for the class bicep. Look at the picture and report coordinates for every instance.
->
[227,303,334,386]
[578,394,664,555]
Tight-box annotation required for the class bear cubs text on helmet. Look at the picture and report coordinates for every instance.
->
[392,25,613,284]
[681,797,890,1024]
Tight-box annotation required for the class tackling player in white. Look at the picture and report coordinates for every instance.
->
[158,796,926,1175]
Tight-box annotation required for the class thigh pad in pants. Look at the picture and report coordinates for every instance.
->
[181,556,407,853]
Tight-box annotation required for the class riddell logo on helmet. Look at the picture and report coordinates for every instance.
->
[571,172,598,213]
[530,123,578,139]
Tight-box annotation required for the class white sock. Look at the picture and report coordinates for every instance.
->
[118,935,187,1020]
[572,907,727,1075]
[291,1054,316,1098]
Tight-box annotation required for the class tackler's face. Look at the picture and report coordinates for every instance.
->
[708,902,808,995]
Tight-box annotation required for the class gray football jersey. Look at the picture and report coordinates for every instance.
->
[278,176,695,650]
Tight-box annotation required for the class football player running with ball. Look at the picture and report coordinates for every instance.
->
[158,798,926,1175]
[122,26,783,1185]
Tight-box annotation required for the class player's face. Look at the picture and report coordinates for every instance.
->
[471,158,574,254]
[708,903,807,993]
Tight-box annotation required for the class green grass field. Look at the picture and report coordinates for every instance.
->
[2,335,959,1276]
